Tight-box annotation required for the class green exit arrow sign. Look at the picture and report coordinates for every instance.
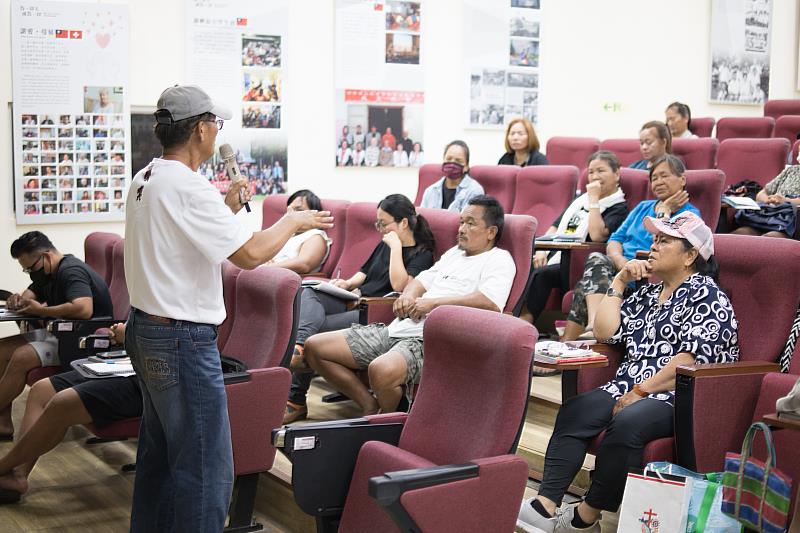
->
[602,102,622,112]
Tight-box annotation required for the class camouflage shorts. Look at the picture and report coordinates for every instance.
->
[344,323,424,384]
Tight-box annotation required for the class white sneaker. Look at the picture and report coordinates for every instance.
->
[553,505,601,533]
[516,497,558,533]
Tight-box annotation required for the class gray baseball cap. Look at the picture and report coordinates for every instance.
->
[154,85,232,124]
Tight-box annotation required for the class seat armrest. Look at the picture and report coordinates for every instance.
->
[47,317,116,335]
[79,333,114,351]
[365,412,409,425]
[676,360,780,378]
[271,419,404,518]
[359,297,399,325]
[359,297,398,305]
[369,463,478,507]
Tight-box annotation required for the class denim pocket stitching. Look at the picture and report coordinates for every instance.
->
[136,336,179,391]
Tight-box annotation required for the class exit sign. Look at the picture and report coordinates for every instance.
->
[602,102,622,112]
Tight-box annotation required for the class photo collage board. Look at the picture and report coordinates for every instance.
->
[11,1,131,223]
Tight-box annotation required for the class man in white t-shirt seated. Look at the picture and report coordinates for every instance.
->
[305,195,516,415]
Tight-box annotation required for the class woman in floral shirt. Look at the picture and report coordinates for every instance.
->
[518,212,739,533]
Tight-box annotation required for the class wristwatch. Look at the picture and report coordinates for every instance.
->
[633,383,649,397]
[606,287,624,299]
[656,210,670,219]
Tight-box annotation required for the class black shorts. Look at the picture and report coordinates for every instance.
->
[50,370,143,428]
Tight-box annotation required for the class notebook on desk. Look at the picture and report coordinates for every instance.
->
[78,361,136,378]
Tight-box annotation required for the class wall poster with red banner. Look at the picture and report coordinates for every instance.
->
[334,0,425,169]
[11,0,131,223]
[186,0,289,198]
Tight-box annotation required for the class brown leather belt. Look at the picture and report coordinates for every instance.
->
[134,308,172,324]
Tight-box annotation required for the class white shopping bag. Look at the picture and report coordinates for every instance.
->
[618,468,693,533]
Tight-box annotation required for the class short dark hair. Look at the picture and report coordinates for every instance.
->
[444,140,470,165]
[287,189,322,211]
[649,154,686,180]
[467,194,504,244]
[153,112,215,149]
[679,238,719,280]
[11,231,55,259]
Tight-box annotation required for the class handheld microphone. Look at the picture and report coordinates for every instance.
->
[219,143,251,213]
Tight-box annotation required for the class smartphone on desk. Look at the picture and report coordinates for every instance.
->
[95,350,128,360]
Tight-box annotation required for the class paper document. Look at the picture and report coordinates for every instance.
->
[301,280,359,301]
[722,196,760,210]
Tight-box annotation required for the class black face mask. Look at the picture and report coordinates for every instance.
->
[29,268,48,286]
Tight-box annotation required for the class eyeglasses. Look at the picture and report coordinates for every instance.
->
[375,220,394,231]
[203,118,224,130]
[22,254,44,274]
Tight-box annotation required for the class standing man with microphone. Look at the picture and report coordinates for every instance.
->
[124,84,332,533]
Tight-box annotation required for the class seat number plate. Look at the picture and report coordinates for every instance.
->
[293,436,316,451]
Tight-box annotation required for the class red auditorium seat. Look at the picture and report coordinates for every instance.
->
[414,164,444,206]
[324,202,382,282]
[513,165,579,235]
[715,116,775,142]
[599,139,641,167]
[716,138,790,187]
[644,169,725,229]
[764,99,800,120]
[773,115,800,146]
[261,193,288,228]
[83,232,121,286]
[671,137,719,170]
[468,165,519,212]
[416,207,460,262]
[689,117,716,137]
[545,137,600,171]
[794,140,800,165]
[273,306,537,533]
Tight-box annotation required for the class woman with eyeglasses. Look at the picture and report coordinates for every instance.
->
[284,194,435,423]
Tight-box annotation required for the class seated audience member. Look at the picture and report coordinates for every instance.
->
[563,154,699,341]
[378,140,394,167]
[408,142,424,167]
[524,151,628,325]
[0,323,140,503]
[351,142,366,167]
[0,232,113,438]
[264,190,332,274]
[498,118,548,167]
[629,120,671,170]
[392,144,409,167]
[365,137,380,167]
[304,195,515,414]
[518,212,738,533]
[665,101,697,139]
[336,141,353,167]
[733,165,800,239]
[284,194,434,423]
[419,140,484,212]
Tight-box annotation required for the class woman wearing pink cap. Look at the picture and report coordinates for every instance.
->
[518,211,739,533]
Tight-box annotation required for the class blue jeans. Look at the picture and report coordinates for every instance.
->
[126,309,234,533]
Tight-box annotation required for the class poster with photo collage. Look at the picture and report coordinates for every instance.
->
[464,0,542,129]
[334,0,425,169]
[186,0,289,198]
[11,1,131,223]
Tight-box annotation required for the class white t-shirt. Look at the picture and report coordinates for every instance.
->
[125,158,253,324]
[270,229,331,270]
[387,245,516,338]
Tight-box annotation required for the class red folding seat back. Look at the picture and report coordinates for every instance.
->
[794,139,800,164]
[260,194,288,229]
[513,165,579,235]
[416,207,459,261]
[545,137,600,171]
[681,170,725,229]
[773,115,800,146]
[414,164,444,206]
[468,165,519,212]
[715,116,775,142]
[716,138,790,187]
[764,99,800,120]
[689,117,716,137]
[599,139,641,167]
[316,199,350,277]
[329,202,382,280]
[108,240,130,321]
[496,214,537,315]
[672,137,719,169]
[217,261,242,351]
[84,232,121,286]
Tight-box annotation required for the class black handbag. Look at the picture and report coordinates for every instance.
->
[734,202,797,236]
[724,180,762,200]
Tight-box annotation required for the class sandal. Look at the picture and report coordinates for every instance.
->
[283,402,308,424]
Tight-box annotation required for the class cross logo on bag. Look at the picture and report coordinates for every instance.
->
[638,508,659,533]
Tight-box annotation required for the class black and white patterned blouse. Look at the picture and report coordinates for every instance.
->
[602,273,740,405]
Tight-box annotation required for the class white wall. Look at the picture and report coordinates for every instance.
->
[0,0,798,288]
